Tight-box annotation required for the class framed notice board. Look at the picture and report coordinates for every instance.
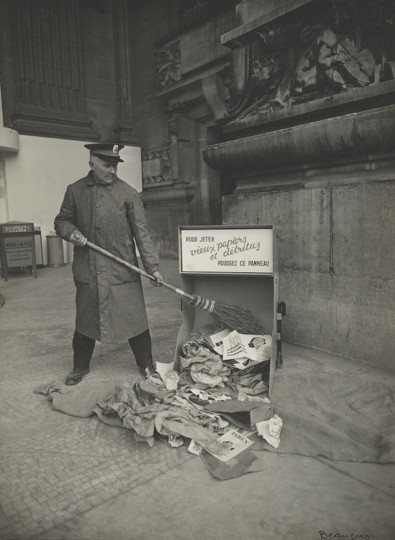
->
[0,221,37,280]
[179,225,274,274]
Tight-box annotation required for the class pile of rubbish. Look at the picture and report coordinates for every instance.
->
[35,326,283,479]
[94,327,283,471]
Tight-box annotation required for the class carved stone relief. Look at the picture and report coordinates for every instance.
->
[142,112,198,190]
[222,0,395,123]
[155,41,182,90]
[142,150,172,187]
[142,120,180,188]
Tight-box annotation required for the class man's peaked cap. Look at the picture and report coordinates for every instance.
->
[85,143,124,163]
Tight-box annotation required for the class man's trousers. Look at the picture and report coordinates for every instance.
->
[72,329,155,375]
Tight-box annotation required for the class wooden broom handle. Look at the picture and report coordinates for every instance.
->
[85,240,195,302]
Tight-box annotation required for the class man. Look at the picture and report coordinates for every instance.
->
[55,143,163,385]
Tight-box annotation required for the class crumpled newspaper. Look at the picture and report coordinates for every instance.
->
[163,370,179,391]
[190,371,224,388]
[180,340,226,389]
[181,340,213,359]
[256,414,283,448]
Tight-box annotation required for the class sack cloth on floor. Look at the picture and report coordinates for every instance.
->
[268,350,395,463]
[200,448,262,480]
[50,381,117,418]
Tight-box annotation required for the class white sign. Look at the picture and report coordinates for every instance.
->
[4,236,33,267]
[179,226,273,274]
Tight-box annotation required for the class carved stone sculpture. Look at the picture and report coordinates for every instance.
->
[223,0,394,124]
[155,42,181,90]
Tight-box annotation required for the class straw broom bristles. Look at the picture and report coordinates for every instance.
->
[190,294,266,334]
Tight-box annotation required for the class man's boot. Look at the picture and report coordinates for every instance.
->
[65,331,95,385]
[128,329,155,377]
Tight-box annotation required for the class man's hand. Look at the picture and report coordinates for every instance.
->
[150,271,163,287]
[69,230,87,246]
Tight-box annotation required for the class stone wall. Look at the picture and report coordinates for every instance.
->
[203,0,395,369]
[221,164,395,369]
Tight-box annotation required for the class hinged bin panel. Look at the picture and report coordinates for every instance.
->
[174,225,280,396]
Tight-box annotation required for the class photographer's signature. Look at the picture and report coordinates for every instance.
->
[318,532,370,540]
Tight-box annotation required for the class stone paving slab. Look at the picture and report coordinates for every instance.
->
[0,259,194,540]
[2,261,395,540]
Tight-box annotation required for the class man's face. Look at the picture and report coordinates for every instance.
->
[90,155,118,185]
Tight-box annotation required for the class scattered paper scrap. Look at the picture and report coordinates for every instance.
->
[168,435,184,448]
[221,331,272,362]
[164,371,179,391]
[256,414,283,448]
[156,361,175,381]
[207,328,231,350]
[188,439,203,455]
[206,429,255,462]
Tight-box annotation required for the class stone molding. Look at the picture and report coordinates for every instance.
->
[9,106,99,140]
[203,104,395,176]
[221,0,314,49]
[224,79,395,135]
[140,184,195,205]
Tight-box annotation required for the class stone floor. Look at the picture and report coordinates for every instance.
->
[0,260,394,540]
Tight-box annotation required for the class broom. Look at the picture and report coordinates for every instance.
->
[85,240,265,334]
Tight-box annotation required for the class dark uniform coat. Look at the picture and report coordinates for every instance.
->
[55,172,159,344]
